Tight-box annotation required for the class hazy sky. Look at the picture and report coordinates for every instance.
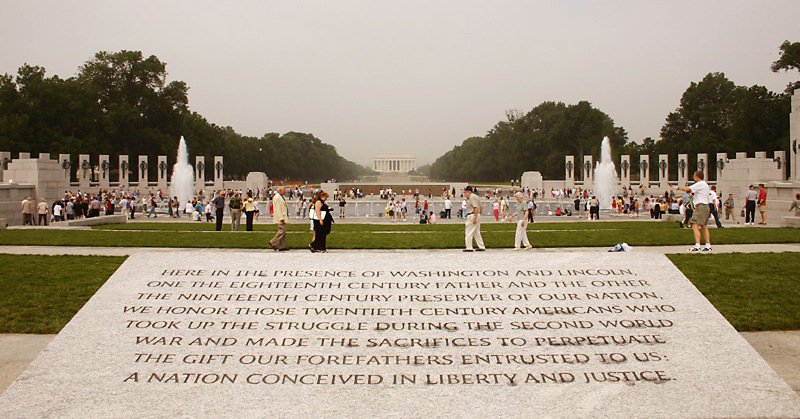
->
[2,1,798,166]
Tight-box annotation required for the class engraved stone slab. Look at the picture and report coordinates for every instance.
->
[1,252,798,418]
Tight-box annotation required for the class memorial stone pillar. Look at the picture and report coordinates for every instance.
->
[564,156,575,188]
[119,155,129,189]
[99,155,110,189]
[19,153,30,159]
[620,155,631,187]
[79,154,91,189]
[677,154,688,186]
[138,156,149,189]
[640,155,650,188]
[716,153,727,181]
[583,156,593,189]
[38,153,50,160]
[195,156,205,190]
[755,151,767,159]
[59,154,71,185]
[658,154,669,189]
[774,151,787,181]
[214,156,224,191]
[790,88,799,181]
[157,156,168,191]
[0,151,10,182]
[697,153,708,182]
[735,152,747,159]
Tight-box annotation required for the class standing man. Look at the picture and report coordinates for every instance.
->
[672,171,712,252]
[724,193,737,223]
[211,191,226,231]
[709,185,723,228]
[744,185,757,225]
[269,186,289,251]
[757,183,768,225]
[229,192,242,231]
[463,186,485,252]
[21,196,34,225]
[444,197,452,218]
[509,192,532,250]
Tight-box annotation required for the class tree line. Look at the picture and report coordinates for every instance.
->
[0,50,368,181]
[430,40,799,182]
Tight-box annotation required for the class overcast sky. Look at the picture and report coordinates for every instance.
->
[2,1,799,166]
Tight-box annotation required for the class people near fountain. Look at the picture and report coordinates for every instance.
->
[203,201,213,222]
[492,199,500,221]
[708,186,723,228]
[104,197,115,216]
[185,200,194,217]
[309,191,333,253]
[52,200,63,222]
[210,191,224,230]
[588,196,599,220]
[193,200,203,221]
[419,209,428,224]
[229,192,243,231]
[119,196,129,219]
[673,171,712,252]
[21,196,35,226]
[679,193,694,229]
[339,195,347,218]
[463,186,485,252]
[757,184,767,225]
[527,198,535,222]
[148,196,158,218]
[744,185,757,225]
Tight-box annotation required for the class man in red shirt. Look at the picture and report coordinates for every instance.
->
[757,184,767,225]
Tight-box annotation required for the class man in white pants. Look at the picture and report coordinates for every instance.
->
[463,186,485,252]
[509,192,532,250]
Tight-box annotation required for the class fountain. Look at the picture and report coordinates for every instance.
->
[170,136,194,205]
[593,136,618,209]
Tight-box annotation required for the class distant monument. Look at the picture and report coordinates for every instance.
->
[372,154,416,174]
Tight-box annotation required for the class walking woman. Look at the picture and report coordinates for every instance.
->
[309,191,334,253]
[244,191,256,231]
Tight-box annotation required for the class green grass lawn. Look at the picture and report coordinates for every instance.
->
[0,254,126,334]
[0,221,798,249]
[0,252,796,334]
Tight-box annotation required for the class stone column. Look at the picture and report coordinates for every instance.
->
[58,154,71,184]
[697,153,708,182]
[716,153,727,181]
[640,155,650,187]
[157,156,168,191]
[790,88,799,181]
[755,151,767,159]
[38,153,50,160]
[18,153,30,159]
[735,152,747,159]
[195,156,205,194]
[583,156,593,189]
[79,154,91,189]
[138,156,149,189]
[214,156,224,191]
[119,155,129,189]
[97,155,109,189]
[658,154,669,189]
[564,156,575,188]
[677,154,688,186]
[620,155,631,187]
[774,150,787,181]
[0,151,10,182]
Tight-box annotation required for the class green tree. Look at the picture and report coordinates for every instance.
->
[771,40,800,93]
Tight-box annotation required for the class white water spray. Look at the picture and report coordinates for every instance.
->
[170,136,194,206]
[594,136,618,209]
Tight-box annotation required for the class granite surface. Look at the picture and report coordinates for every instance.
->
[0,251,798,418]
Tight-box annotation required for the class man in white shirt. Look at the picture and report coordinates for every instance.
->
[463,186,485,252]
[444,197,452,218]
[673,171,712,252]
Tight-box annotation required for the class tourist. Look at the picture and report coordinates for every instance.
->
[269,187,289,251]
[461,198,467,218]
[672,171,712,252]
[185,199,194,217]
[119,196,129,219]
[757,183,767,225]
[170,197,179,218]
[21,196,34,226]
[509,192,532,251]
[680,193,694,229]
[724,194,737,223]
[589,196,599,220]
[339,195,346,218]
[493,199,500,221]
[789,193,800,217]
[744,185,757,225]
[310,191,333,253]
[463,186,485,252]
[400,198,407,221]
[244,192,256,231]
[37,199,49,225]
[89,196,101,218]
[574,196,581,218]
[52,200,63,222]
[301,199,308,219]
[204,201,213,222]
[229,192,242,231]
[419,209,429,224]
[709,185,722,228]
[65,199,75,221]
[209,192,224,230]
[148,195,158,218]
[444,197,452,218]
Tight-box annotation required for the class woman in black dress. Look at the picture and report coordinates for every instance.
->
[310,191,333,253]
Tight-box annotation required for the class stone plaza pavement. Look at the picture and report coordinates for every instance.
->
[0,244,798,398]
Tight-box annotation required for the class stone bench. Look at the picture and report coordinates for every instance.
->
[65,215,127,227]
[782,216,800,228]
